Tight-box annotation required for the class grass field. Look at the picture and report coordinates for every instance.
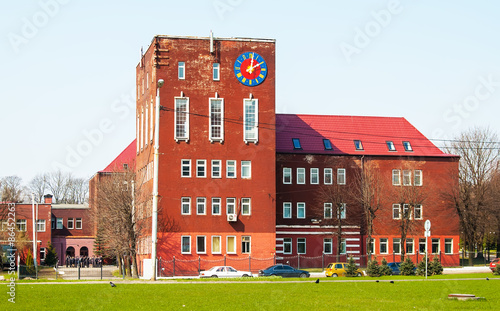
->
[6,277,500,310]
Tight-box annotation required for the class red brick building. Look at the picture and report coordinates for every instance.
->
[135,35,277,275]
[275,114,460,267]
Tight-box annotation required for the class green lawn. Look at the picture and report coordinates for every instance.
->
[7,278,500,310]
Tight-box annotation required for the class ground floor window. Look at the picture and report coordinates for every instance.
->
[340,239,346,254]
[242,236,251,254]
[212,236,221,254]
[40,247,46,261]
[197,236,206,254]
[367,238,375,255]
[432,238,440,254]
[445,238,453,254]
[181,236,191,254]
[380,238,388,254]
[406,238,414,254]
[227,236,236,254]
[283,238,292,254]
[297,238,306,254]
[324,238,332,254]
[393,238,401,254]
[419,238,426,253]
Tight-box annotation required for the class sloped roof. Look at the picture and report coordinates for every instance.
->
[99,140,137,173]
[276,114,454,157]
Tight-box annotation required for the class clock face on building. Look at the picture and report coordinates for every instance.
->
[234,52,268,86]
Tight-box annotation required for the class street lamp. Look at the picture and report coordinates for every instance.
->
[151,79,164,280]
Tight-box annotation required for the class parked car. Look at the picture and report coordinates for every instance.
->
[259,264,310,278]
[387,262,417,275]
[325,262,363,277]
[490,258,499,272]
[199,266,252,278]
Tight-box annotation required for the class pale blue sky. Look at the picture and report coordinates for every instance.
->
[1,0,499,183]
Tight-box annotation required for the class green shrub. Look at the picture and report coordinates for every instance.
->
[400,257,416,276]
[380,258,393,276]
[416,257,429,276]
[494,264,500,276]
[366,258,381,277]
[44,242,59,266]
[429,256,443,275]
[345,256,359,277]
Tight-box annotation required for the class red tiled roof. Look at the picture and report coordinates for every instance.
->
[276,114,454,157]
[100,140,136,173]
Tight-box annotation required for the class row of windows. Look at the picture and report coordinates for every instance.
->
[392,169,423,186]
[291,139,413,152]
[181,235,251,255]
[371,237,453,255]
[51,217,83,230]
[282,237,346,255]
[181,197,251,215]
[392,204,423,220]
[177,62,220,81]
[282,202,347,219]
[283,168,346,185]
[181,159,251,179]
[0,219,47,232]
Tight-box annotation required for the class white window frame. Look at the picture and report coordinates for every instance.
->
[40,247,46,261]
[226,198,236,214]
[406,238,414,254]
[67,218,74,229]
[36,219,46,232]
[196,236,206,254]
[403,204,412,219]
[283,202,292,219]
[393,238,401,254]
[196,160,207,178]
[340,239,347,254]
[338,203,346,219]
[181,197,191,215]
[241,198,251,215]
[145,105,148,147]
[226,160,236,178]
[283,168,292,184]
[324,203,333,219]
[392,204,401,219]
[181,159,191,178]
[392,169,401,186]
[212,236,222,254]
[337,168,346,185]
[226,236,236,254]
[297,202,306,219]
[211,197,221,215]
[323,238,333,254]
[432,238,440,254]
[445,238,453,254]
[211,160,221,178]
[414,170,423,186]
[324,168,333,184]
[174,97,189,141]
[209,98,224,142]
[297,168,305,184]
[242,236,251,254]
[150,100,154,142]
[196,197,206,215]
[283,238,292,254]
[368,238,375,255]
[213,63,220,81]
[297,238,306,254]
[56,218,63,230]
[178,61,185,79]
[310,168,319,184]
[181,236,191,254]
[243,98,258,143]
[75,218,82,230]
[419,238,426,253]
[403,170,411,186]
[380,238,388,254]
[241,161,251,179]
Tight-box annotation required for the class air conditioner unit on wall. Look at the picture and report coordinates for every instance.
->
[227,214,237,222]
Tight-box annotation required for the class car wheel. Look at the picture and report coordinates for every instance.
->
[299,273,307,278]
[357,272,362,277]
[332,273,338,277]
[242,274,250,277]
[211,275,218,278]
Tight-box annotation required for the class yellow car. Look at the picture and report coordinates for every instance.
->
[325,262,363,277]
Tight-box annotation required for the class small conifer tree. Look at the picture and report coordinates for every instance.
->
[429,256,443,275]
[345,256,359,277]
[366,258,381,277]
[44,242,59,266]
[380,258,393,276]
[400,257,416,276]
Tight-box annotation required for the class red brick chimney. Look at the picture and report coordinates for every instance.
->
[44,194,53,204]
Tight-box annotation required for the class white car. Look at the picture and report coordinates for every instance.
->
[199,266,253,278]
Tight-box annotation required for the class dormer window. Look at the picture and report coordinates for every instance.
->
[123,163,129,170]
[354,140,363,151]
[323,139,333,150]
[386,141,396,151]
[292,138,302,149]
[403,141,413,151]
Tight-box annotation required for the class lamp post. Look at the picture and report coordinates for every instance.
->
[151,79,164,280]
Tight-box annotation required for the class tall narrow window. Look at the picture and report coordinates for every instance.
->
[403,170,411,186]
[297,168,305,184]
[226,198,236,214]
[212,197,221,215]
[226,160,236,178]
[196,160,206,178]
[209,98,224,142]
[227,236,236,254]
[283,238,292,254]
[283,168,292,184]
[368,238,375,254]
[310,168,319,184]
[213,63,220,81]
[283,202,292,218]
[324,203,333,219]
[406,238,414,254]
[150,100,153,142]
[197,197,206,215]
[67,218,74,229]
[197,236,206,254]
[324,168,333,184]
[392,204,401,219]
[432,238,440,253]
[393,238,401,254]
[212,236,221,254]
[241,161,251,179]
[211,160,221,178]
[243,98,258,143]
[56,218,63,229]
[392,169,401,185]
[181,236,191,254]
[337,168,346,185]
[175,97,189,141]
[419,238,426,253]
[297,238,306,254]
[75,218,82,229]
[414,170,423,186]
[324,238,333,254]
[242,236,251,254]
[241,198,251,215]
[403,204,411,219]
[338,203,346,219]
[445,238,453,254]
[297,202,306,219]
[140,108,144,150]
[414,205,422,219]
[181,159,191,178]
[181,197,191,215]
[145,105,148,146]
[178,62,185,79]
[380,238,388,254]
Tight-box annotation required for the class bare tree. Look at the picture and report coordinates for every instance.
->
[65,177,89,204]
[28,173,48,203]
[445,127,499,264]
[45,171,71,204]
[0,176,25,203]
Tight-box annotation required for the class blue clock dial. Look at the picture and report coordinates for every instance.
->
[234,52,268,86]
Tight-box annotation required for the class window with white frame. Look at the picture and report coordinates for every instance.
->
[196,160,206,178]
[213,63,220,81]
[75,218,82,229]
[67,218,74,229]
[283,238,292,254]
[243,98,258,143]
[368,238,375,254]
[212,236,221,254]
[209,98,224,142]
[414,205,422,219]
[414,170,423,186]
[297,168,305,184]
[175,97,189,141]
[145,105,148,146]
[340,239,347,254]
[181,197,191,215]
[241,161,251,179]
[56,218,63,229]
[181,236,191,254]
[324,168,333,184]
[432,238,440,253]
[310,168,319,184]
[283,168,292,184]
[227,236,236,254]
[406,238,414,254]
[393,238,401,254]
[297,238,306,254]
[211,160,221,178]
[419,238,426,253]
[283,202,292,219]
[136,115,140,153]
[40,247,46,261]
[226,160,236,178]
[178,61,185,79]
[392,169,401,185]
[445,238,453,254]
[392,204,401,219]
[150,100,153,142]
[324,238,333,254]
[241,198,251,215]
[226,198,236,214]
[403,141,413,151]
[242,236,251,254]
[196,236,206,254]
[380,238,388,254]
[140,108,144,150]
[338,203,346,219]
[36,219,46,232]
[324,203,333,219]
[196,197,206,215]
[297,202,306,219]
[403,204,411,219]
[181,159,191,177]
[337,168,346,185]
[212,197,221,215]
[403,170,411,186]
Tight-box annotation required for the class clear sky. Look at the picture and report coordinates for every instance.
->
[1,0,499,184]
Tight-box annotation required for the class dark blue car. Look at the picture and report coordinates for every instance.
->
[259,264,310,278]
[387,262,417,275]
